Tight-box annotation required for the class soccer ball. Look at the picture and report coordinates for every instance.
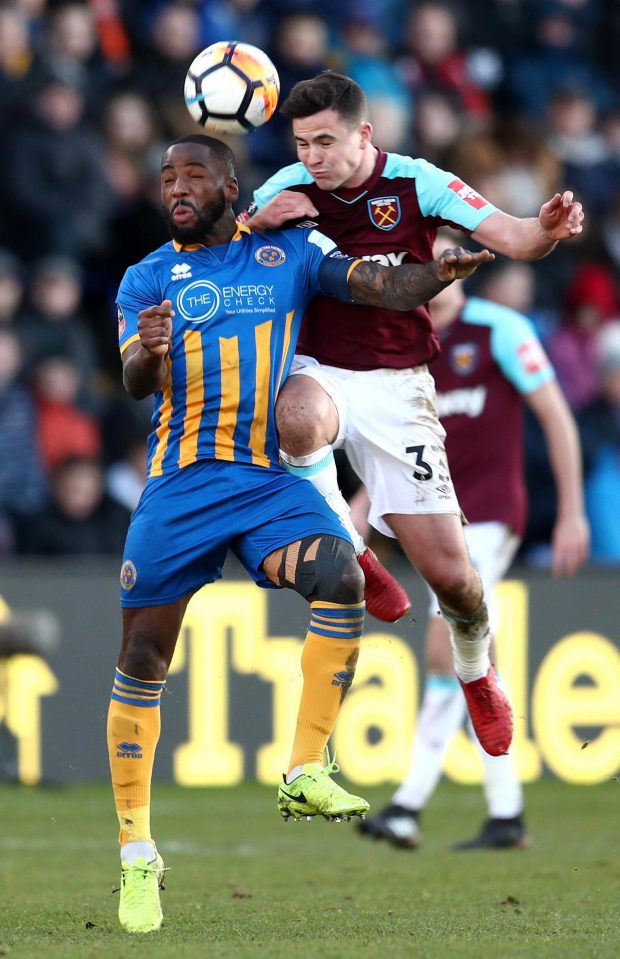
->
[184,40,280,135]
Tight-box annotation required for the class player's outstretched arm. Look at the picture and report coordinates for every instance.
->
[122,299,174,400]
[347,247,495,310]
[473,191,584,261]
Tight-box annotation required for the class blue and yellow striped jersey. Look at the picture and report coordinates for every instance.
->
[117,225,359,477]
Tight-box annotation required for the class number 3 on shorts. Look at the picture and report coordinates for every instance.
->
[406,445,433,482]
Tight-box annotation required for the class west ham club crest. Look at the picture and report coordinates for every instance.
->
[449,342,479,375]
[368,196,401,231]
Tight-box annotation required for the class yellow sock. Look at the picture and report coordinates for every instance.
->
[107,668,164,846]
[288,601,365,772]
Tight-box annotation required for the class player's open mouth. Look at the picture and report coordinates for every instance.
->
[172,205,195,222]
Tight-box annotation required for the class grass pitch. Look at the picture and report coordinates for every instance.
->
[0,779,618,959]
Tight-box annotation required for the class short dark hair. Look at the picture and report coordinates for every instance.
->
[169,134,236,176]
[281,72,368,127]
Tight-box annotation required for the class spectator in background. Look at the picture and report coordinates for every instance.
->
[257,13,332,170]
[602,191,620,273]
[396,1,491,122]
[0,5,39,127]
[453,117,560,219]
[130,2,201,139]
[15,455,130,556]
[0,328,48,553]
[31,354,102,473]
[17,255,96,382]
[545,88,610,215]
[547,262,620,412]
[41,1,111,115]
[578,322,620,562]
[3,70,113,261]
[102,91,164,205]
[506,5,615,122]
[414,89,463,168]
[339,13,413,154]
[0,250,25,329]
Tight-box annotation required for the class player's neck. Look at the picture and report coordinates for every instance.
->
[201,211,238,247]
[341,145,379,190]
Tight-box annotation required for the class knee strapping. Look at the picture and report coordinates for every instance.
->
[278,535,363,604]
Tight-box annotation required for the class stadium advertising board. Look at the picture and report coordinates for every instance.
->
[0,561,618,787]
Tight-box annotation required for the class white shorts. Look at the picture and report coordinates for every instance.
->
[427,521,521,628]
[290,355,460,537]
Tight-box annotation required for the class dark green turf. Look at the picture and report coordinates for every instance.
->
[0,779,618,958]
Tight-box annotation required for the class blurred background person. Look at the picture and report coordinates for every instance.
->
[0,328,48,554]
[578,322,620,562]
[15,455,130,556]
[2,69,113,262]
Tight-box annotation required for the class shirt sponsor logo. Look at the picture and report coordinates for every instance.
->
[449,342,479,374]
[255,245,286,267]
[171,262,192,281]
[518,338,549,374]
[437,385,487,418]
[368,196,401,231]
[362,251,407,266]
[448,179,488,210]
[117,304,126,338]
[177,280,221,323]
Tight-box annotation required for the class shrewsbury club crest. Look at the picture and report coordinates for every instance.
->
[368,196,401,231]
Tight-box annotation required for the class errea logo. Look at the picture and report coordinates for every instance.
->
[171,262,192,281]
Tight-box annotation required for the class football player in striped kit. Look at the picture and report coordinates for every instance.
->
[107,134,493,932]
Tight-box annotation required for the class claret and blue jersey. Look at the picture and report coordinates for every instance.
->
[116,224,359,478]
[253,151,499,371]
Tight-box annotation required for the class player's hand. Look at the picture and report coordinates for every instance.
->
[538,191,584,240]
[249,190,319,231]
[550,513,590,577]
[138,299,174,356]
[435,247,495,282]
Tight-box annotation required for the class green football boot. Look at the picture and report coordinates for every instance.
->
[277,757,369,821]
[118,853,166,933]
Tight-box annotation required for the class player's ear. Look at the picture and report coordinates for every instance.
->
[359,121,373,147]
[226,176,240,203]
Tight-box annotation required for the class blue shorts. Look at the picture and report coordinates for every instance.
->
[119,459,351,607]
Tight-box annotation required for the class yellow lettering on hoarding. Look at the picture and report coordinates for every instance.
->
[533,632,620,784]
[172,583,304,786]
[334,634,417,784]
[0,596,59,785]
[0,656,58,785]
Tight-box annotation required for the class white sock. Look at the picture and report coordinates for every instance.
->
[286,764,303,783]
[121,839,157,864]
[440,602,491,683]
[392,676,467,811]
[280,446,366,554]
[467,674,523,818]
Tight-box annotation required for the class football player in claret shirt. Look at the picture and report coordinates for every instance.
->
[359,233,589,851]
[107,134,493,934]
[247,70,585,778]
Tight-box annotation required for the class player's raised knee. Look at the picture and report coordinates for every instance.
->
[276,375,337,452]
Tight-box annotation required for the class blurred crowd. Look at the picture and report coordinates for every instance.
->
[0,0,619,562]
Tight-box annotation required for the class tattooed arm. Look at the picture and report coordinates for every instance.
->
[347,247,495,310]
